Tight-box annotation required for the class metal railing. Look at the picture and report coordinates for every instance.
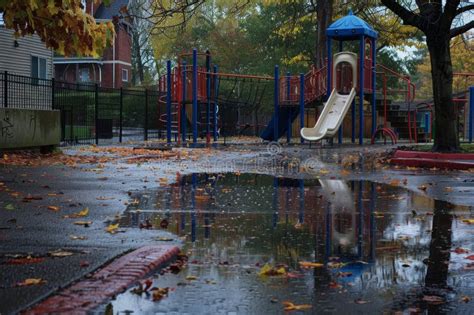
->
[0,70,164,145]
[0,71,53,110]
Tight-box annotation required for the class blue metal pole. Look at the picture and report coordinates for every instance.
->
[299,73,305,144]
[182,61,187,144]
[192,49,198,144]
[213,65,218,141]
[274,65,280,141]
[166,60,172,144]
[351,99,355,143]
[286,71,291,143]
[327,39,332,98]
[469,86,474,143]
[359,36,365,145]
[371,37,377,138]
[338,40,343,144]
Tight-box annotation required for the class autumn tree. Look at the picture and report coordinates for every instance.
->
[0,0,115,56]
[381,0,474,152]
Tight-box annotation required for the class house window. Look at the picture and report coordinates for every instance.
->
[79,68,90,82]
[122,69,128,82]
[31,56,47,84]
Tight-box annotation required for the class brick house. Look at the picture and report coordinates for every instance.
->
[54,0,132,88]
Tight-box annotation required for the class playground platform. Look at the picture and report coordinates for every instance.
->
[390,150,474,170]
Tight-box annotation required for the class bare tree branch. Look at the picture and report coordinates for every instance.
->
[450,20,474,38]
[381,0,426,31]
[455,4,474,16]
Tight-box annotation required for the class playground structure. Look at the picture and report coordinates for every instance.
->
[157,11,474,146]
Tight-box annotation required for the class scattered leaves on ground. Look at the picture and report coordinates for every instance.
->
[422,295,444,305]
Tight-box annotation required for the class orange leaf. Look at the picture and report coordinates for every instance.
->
[47,206,60,212]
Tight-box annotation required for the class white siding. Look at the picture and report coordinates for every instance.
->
[0,26,53,79]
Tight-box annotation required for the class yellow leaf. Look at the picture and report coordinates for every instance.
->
[185,275,198,281]
[258,263,286,276]
[282,301,312,311]
[47,206,60,212]
[74,221,92,226]
[64,207,89,218]
[462,219,474,225]
[17,278,46,286]
[299,261,324,268]
[106,223,119,234]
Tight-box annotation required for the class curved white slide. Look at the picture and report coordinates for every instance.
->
[300,87,356,141]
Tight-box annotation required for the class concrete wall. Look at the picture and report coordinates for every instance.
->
[0,108,60,149]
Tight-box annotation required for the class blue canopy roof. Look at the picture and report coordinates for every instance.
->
[327,10,378,40]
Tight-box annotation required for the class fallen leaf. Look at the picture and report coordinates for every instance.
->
[389,179,400,186]
[462,219,474,225]
[453,247,469,254]
[465,255,474,261]
[299,261,324,268]
[64,207,89,218]
[69,235,87,240]
[48,250,74,257]
[105,223,119,234]
[74,221,92,227]
[185,275,198,281]
[17,278,46,287]
[422,295,444,305]
[6,257,45,265]
[418,185,428,191]
[282,301,312,311]
[354,298,370,304]
[151,287,169,301]
[460,296,471,303]
[444,187,453,192]
[5,204,15,210]
[47,206,60,212]
[258,263,286,276]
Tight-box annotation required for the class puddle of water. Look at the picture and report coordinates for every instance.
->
[102,173,474,314]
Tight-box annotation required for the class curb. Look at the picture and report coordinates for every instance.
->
[390,157,474,170]
[24,245,180,314]
[393,150,474,160]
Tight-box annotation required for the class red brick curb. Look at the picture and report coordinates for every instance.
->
[393,150,474,160]
[390,150,474,170]
[390,157,474,170]
[24,245,180,314]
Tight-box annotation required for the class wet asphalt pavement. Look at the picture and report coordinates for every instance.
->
[0,140,473,314]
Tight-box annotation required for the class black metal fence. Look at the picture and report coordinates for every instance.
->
[1,71,164,145]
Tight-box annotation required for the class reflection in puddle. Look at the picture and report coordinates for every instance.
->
[107,174,474,314]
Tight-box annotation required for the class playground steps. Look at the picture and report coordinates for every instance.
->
[373,98,430,141]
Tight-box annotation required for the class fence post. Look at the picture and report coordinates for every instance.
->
[286,71,291,144]
[206,50,211,145]
[274,65,279,142]
[182,61,187,144]
[299,73,304,144]
[192,48,198,144]
[213,65,218,142]
[4,71,7,108]
[95,83,99,145]
[119,87,123,143]
[51,77,55,109]
[144,89,149,141]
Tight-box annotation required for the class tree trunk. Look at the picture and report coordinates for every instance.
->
[315,0,333,68]
[427,35,459,152]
